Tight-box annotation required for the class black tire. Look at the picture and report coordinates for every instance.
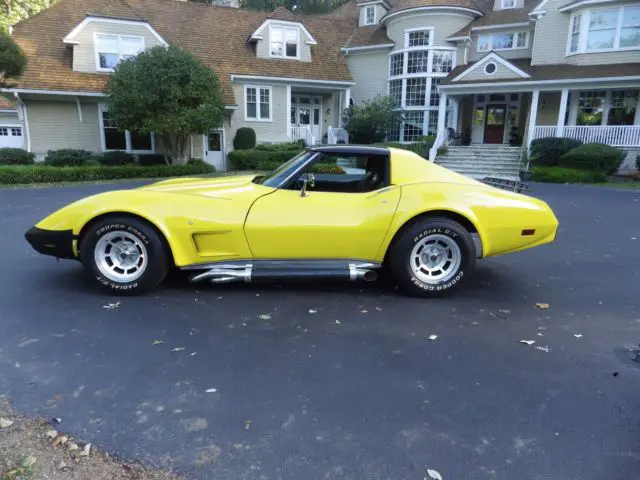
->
[79,216,170,295]
[388,217,475,297]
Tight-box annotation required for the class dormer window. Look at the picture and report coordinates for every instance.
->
[270,25,299,59]
[477,32,528,52]
[364,6,376,25]
[95,34,144,71]
[501,0,516,9]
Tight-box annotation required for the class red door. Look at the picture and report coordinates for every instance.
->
[483,104,506,144]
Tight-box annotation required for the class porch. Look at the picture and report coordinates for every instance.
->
[287,89,349,146]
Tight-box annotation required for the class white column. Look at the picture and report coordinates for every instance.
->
[437,92,448,137]
[556,88,569,137]
[451,96,459,131]
[526,90,540,150]
[286,85,292,139]
[601,90,611,126]
[344,88,351,109]
[338,91,343,127]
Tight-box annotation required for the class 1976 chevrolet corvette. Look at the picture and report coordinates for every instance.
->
[25,145,558,297]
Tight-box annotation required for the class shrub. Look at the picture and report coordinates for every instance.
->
[44,149,93,167]
[636,154,640,171]
[233,127,256,150]
[559,143,624,175]
[228,148,303,170]
[530,137,583,167]
[343,95,402,144]
[137,154,167,166]
[97,151,135,166]
[0,163,215,185]
[531,166,607,184]
[0,148,35,165]
[254,141,305,151]
[187,157,207,165]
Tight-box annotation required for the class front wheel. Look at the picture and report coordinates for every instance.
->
[79,216,170,295]
[388,217,476,297]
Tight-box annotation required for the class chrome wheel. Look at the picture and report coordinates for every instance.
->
[410,234,461,284]
[94,231,148,283]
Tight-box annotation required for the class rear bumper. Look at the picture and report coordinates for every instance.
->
[25,227,76,260]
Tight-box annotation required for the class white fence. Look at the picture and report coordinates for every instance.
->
[532,125,640,147]
[291,126,315,146]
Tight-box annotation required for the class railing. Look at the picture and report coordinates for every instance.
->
[532,125,640,147]
[429,128,446,162]
[327,126,349,144]
[291,126,315,146]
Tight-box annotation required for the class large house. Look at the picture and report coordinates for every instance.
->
[1,0,639,176]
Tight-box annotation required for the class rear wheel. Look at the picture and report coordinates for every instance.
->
[79,216,170,295]
[388,217,475,297]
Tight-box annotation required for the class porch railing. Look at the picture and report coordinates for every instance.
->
[429,128,446,162]
[532,125,640,147]
[327,126,349,144]
[291,126,315,146]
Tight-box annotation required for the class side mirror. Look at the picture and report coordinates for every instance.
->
[300,172,315,197]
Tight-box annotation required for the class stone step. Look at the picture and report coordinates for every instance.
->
[437,160,521,167]
[443,151,523,158]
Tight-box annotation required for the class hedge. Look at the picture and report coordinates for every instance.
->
[0,163,215,185]
[530,137,583,167]
[44,149,93,166]
[228,148,302,170]
[234,127,256,150]
[98,150,136,166]
[531,166,607,184]
[559,143,624,175]
[0,148,35,165]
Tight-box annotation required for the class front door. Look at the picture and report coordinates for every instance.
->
[205,131,224,170]
[291,96,322,144]
[484,104,506,144]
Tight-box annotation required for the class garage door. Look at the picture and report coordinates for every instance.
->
[0,126,24,149]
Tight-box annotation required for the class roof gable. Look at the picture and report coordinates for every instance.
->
[63,16,168,45]
[452,51,531,81]
[249,17,318,45]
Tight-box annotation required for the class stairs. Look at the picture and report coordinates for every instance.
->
[435,145,524,181]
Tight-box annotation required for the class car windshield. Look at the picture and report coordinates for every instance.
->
[253,150,316,188]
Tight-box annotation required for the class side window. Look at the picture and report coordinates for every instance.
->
[289,153,390,193]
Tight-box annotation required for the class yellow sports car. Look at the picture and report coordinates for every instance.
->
[25,146,558,297]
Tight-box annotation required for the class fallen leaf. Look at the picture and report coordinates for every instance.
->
[190,352,197,356]
[102,302,121,310]
[21,455,37,469]
[52,435,65,448]
[68,443,79,451]
[205,388,217,393]
[46,429,58,439]
[171,347,185,352]
[258,314,271,320]
[537,333,544,337]
[59,461,68,471]
[0,418,14,428]
[309,309,317,314]
[520,340,535,345]
[574,334,583,338]
[426,469,443,480]
[535,346,550,352]
[335,320,341,325]
[152,340,164,345]
[536,303,550,309]
[428,335,438,341]
[360,309,368,314]
[244,420,252,430]
[80,443,91,456]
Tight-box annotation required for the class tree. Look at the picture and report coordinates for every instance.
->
[0,0,58,33]
[105,45,225,165]
[0,30,26,88]
[342,95,403,144]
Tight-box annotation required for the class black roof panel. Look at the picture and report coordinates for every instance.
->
[307,145,389,156]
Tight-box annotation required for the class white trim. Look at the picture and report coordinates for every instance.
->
[556,88,569,136]
[230,74,355,86]
[341,43,394,53]
[357,0,391,7]
[12,93,30,152]
[452,52,531,81]
[530,0,550,15]
[63,17,168,46]
[484,62,498,75]
[364,5,377,25]
[476,31,529,52]
[75,96,83,124]
[344,87,351,109]
[382,6,483,24]
[268,24,301,60]
[566,5,640,55]
[3,88,107,97]
[286,85,292,138]
[390,45,457,55]
[404,26,435,49]
[500,0,517,9]
[471,22,532,31]
[558,0,618,12]
[440,76,640,94]
[526,90,539,150]
[0,109,17,114]
[93,32,145,73]
[244,85,273,122]
[203,129,226,170]
[250,19,317,45]
[446,35,471,41]
[98,103,155,153]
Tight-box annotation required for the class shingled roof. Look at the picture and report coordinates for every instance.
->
[0,96,15,110]
[385,0,484,16]
[344,25,393,48]
[447,0,536,38]
[10,0,354,105]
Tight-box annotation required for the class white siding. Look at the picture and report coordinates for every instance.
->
[536,91,561,125]
[0,112,21,125]
[386,12,475,48]
[469,29,534,61]
[567,51,640,66]
[255,24,312,62]
[347,51,389,105]
[72,21,165,73]
[458,61,525,81]
[227,83,289,150]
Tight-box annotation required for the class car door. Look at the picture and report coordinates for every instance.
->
[244,153,401,261]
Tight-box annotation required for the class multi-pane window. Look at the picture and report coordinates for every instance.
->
[477,32,528,51]
[427,111,439,136]
[405,78,427,106]
[608,90,639,125]
[501,0,516,8]
[388,79,402,106]
[432,51,453,73]
[407,30,431,47]
[270,26,298,58]
[245,86,271,121]
[10,127,21,136]
[0,128,8,136]
[364,5,376,25]
[389,53,404,76]
[95,34,144,70]
[403,111,424,142]
[407,50,429,74]
[101,109,153,152]
[576,91,605,125]
[429,78,442,107]
[570,5,640,53]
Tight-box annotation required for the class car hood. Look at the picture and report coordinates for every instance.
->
[137,174,270,198]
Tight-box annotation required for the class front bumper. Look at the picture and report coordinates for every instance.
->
[25,227,77,260]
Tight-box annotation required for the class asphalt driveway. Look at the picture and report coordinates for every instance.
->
[1,181,639,480]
